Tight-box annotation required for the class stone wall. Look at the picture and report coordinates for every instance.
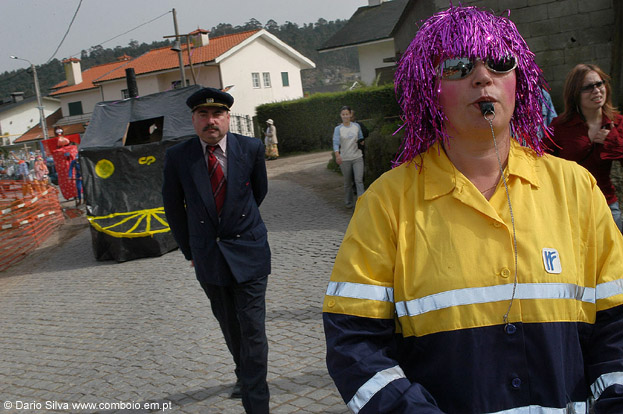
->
[431,0,619,113]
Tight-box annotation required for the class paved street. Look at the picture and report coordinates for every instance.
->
[0,151,352,414]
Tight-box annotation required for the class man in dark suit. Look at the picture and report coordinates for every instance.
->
[162,87,270,413]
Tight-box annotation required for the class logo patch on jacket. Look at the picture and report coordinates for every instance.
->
[542,248,562,274]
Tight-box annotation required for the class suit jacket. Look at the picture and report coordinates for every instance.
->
[162,132,270,286]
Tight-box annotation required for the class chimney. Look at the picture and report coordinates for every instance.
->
[190,28,210,47]
[125,68,139,98]
[10,92,25,103]
[63,58,83,86]
[368,0,385,5]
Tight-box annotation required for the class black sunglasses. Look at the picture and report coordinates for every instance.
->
[580,80,606,93]
[440,56,518,80]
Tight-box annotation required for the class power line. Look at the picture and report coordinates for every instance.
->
[46,0,83,63]
[65,10,172,60]
[1,10,173,94]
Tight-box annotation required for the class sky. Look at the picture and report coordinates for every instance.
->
[1,0,368,73]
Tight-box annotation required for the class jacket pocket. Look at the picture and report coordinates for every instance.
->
[250,222,267,240]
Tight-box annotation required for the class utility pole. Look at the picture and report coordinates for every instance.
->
[10,56,49,144]
[172,8,186,87]
[31,64,48,140]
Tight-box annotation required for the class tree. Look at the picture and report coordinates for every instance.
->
[210,23,235,37]
[265,19,279,32]
[241,18,263,31]
[0,18,357,100]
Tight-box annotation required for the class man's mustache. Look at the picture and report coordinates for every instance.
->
[203,126,219,132]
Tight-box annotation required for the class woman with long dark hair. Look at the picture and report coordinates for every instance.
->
[548,64,623,231]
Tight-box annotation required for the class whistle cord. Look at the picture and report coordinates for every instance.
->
[484,113,519,327]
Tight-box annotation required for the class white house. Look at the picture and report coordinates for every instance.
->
[318,0,435,85]
[50,29,315,129]
[0,93,60,145]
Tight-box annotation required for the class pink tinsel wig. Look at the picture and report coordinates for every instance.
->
[394,5,549,165]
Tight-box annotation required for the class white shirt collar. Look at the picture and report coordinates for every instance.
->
[199,134,227,155]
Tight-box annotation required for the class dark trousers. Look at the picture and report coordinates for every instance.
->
[200,276,269,414]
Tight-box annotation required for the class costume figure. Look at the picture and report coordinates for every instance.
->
[34,156,49,182]
[264,119,279,160]
[323,6,623,414]
[17,160,30,181]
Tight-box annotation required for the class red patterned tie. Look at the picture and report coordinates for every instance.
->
[207,146,226,215]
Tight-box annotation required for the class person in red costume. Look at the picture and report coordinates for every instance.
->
[548,63,623,232]
[55,127,70,148]
[51,127,78,200]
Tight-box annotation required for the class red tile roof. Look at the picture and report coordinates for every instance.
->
[96,29,259,82]
[50,59,130,96]
[51,30,260,95]
[13,109,88,143]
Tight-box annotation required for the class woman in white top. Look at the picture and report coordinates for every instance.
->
[333,106,365,208]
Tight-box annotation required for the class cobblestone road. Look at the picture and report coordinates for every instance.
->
[0,152,352,414]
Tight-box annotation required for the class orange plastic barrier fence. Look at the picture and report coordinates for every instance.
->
[0,180,64,272]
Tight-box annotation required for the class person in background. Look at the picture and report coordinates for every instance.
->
[34,156,49,182]
[69,157,83,206]
[264,119,279,160]
[333,106,364,208]
[55,127,70,148]
[547,63,623,232]
[17,160,30,181]
[162,87,270,414]
[350,110,368,155]
[541,87,557,127]
[323,6,623,414]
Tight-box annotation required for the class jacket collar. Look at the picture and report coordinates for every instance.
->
[566,112,614,127]
[423,139,540,201]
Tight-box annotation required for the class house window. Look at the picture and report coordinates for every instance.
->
[121,89,130,99]
[281,72,290,87]
[263,72,271,88]
[252,73,261,88]
[68,101,83,116]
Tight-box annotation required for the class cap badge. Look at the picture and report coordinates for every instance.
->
[205,98,214,103]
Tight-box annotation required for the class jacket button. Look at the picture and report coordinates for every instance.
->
[241,214,246,217]
[500,267,511,278]
[216,237,220,242]
[236,234,241,238]
[505,324,516,335]
[511,378,521,388]
[493,221,502,228]
[200,220,204,224]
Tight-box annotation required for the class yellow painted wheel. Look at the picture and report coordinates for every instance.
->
[87,207,169,238]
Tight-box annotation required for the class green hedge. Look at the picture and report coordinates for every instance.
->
[363,120,404,187]
[255,85,401,154]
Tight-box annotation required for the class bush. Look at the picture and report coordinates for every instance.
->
[255,85,401,155]
[363,118,403,187]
